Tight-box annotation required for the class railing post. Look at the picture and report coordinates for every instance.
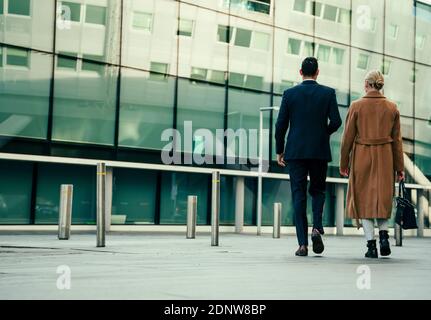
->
[186,195,197,239]
[417,189,428,238]
[97,162,106,248]
[211,171,220,246]
[235,177,245,234]
[273,203,281,239]
[58,184,73,240]
[335,184,345,236]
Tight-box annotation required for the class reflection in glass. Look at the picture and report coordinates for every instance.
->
[52,60,118,145]
[0,48,50,139]
[119,68,174,150]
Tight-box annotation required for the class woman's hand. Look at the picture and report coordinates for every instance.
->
[396,171,405,182]
[277,154,286,167]
[340,167,349,177]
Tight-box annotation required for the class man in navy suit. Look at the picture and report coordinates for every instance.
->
[275,57,342,256]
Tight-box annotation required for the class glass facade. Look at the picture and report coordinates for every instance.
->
[0,0,430,227]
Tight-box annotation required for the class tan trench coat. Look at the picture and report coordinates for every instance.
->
[340,91,404,221]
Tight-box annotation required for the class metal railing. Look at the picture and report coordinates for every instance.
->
[1,152,430,242]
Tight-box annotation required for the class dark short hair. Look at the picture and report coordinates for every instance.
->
[301,57,318,77]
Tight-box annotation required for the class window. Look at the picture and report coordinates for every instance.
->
[217,25,233,43]
[416,34,426,49]
[245,75,264,90]
[332,48,345,65]
[317,44,330,62]
[338,8,350,25]
[85,5,106,26]
[229,72,245,87]
[357,53,369,70]
[388,23,398,39]
[178,19,194,37]
[149,62,169,81]
[293,0,307,13]
[303,41,314,57]
[323,4,337,21]
[82,55,105,73]
[6,48,29,67]
[61,1,81,22]
[247,0,271,15]
[210,70,225,84]
[235,28,252,47]
[132,12,152,31]
[253,31,270,51]
[381,59,391,75]
[313,2,322,17]
[287,38,301,55]
[57,52,78,70]
[190,67,207,81]
[0,0,4,14]
[8,0,30,16]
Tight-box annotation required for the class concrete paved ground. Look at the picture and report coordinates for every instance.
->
[0,232,430,300]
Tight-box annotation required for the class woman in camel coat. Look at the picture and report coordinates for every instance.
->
[340,70,405,259]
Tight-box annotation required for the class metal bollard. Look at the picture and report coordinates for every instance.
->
[186,195,197,239]
[58,184,73,240]
[395,223,402,247]
[97,163,106,247]
[211,171,220,246]
[273,203,281,239]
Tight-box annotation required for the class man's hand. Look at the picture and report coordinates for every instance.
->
[277,154,286,167]
[396,171,405,182]
[340,167,349,177]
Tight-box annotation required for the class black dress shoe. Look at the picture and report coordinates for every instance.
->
[311,229,324,254]
[379,230,391,256]
[365,240,378,258]
[295,246,308,256]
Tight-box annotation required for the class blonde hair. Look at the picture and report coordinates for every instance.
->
[365,70,384,90]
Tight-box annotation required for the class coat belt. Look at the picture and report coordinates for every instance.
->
[355,137,393,145]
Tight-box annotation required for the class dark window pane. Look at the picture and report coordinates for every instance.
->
[85,5,106,25]
[178,19,193,37]
[217,25,232,43]
[57,52,77,69]
[245,75,264,90]
[293,0,306,13]
[62,1,81,22]
[0,0,3,14]
[112,168,157,224]
[287,38,301,55]
[8,0,30,16]
[35,164,96,224]
[190,67,207,80]
[82,55,105,73]
[229,72,245,87]
[6,48,29,67]
[160,172,208,224]
[209,70,225,84]
[323,4,337,21]
[0,160,32,224]
[235,28,252,47]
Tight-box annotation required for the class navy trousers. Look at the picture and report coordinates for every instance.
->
[288,159,328,246]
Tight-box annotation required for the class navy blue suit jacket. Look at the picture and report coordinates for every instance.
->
[275,80,342,162]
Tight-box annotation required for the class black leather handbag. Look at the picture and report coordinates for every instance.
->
[395,181,418,230]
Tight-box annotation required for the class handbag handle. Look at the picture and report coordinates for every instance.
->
[398,180,407,198]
